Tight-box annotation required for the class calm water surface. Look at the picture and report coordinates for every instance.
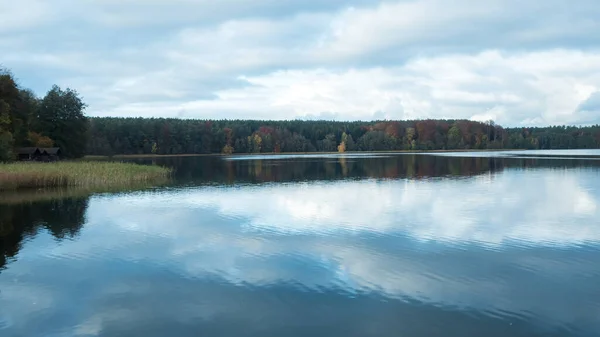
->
[1,151,600,336]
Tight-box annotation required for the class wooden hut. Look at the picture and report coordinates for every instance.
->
[39,148,62,162]
[17,147,61,161]
[17,147,42,161]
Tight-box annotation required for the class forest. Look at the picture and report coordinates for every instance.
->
[87,117,600,156]
[0,68,88,160]
[2,67,600,160]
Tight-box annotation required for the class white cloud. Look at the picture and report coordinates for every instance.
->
[1,0,600,125]
[0,1,53,33]
[94,168,600,245]
[142,50,598,124]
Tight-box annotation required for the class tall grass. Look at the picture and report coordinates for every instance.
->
[0,161,171,191]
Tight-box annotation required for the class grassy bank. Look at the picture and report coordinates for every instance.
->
[0,161,171,191]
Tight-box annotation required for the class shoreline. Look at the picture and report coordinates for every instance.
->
[85,149,519,159]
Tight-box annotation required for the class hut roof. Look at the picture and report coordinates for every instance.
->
[40,148,61,155]
[18,147,41,155]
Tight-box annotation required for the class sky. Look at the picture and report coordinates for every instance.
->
[1,0,599,126]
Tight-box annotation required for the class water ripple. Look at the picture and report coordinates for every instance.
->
[2,156,600,336]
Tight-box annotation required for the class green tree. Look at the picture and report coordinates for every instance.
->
[248,134,262,153]
[36,85,89,158]
[13,89,40,146]
[447,125,462,149]
[0,129,13,161]
[338,132,357,152]
[320,133,337,152]
[82,117,600,156]
[0,101,10,125]
[0,70,17,160]
[405,127,416,150]
[345,133,356,151]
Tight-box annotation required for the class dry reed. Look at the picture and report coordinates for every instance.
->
[0,161,171,191]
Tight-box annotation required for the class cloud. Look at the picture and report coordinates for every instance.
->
[1,0,600,125]
[103,168,600,245]
[320,0,600,59]
[0,1,53,33]
[143,51,598,124]
[576,91,600,124]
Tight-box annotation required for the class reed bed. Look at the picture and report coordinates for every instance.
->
[0,161,171,191]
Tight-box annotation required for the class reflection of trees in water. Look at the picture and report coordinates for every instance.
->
[0,197,89,271]
[135,155,600,185]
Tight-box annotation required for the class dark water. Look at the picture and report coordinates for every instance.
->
[1,152,600,337]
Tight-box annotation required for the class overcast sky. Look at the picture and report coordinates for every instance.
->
[1,0,599,126]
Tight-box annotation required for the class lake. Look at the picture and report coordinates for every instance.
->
[1,151,600,337]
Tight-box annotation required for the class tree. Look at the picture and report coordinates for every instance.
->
[358,130,395,151]
[319,133,337,152]
[0,129,13,161]
[14,89,40,146]
[36,85,88,158]
[447,125,462,149]
[405,127,416,150]
[28,132,54,147]
[345,133,356,151]
[81,117,599,156]
[248,134,262,153]
[0,70,17,160]
[338,132,356,152]
[222,144,234,154]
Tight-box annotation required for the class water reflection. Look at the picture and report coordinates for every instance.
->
[134,154,600,186]
[1,154,600,336]
[0,197,89,271]
[112,170,599,245]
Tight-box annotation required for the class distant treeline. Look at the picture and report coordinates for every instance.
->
[3,67,600,160]
[88,118,600,155]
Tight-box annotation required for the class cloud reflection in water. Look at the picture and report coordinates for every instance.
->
[1,167,599,336]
